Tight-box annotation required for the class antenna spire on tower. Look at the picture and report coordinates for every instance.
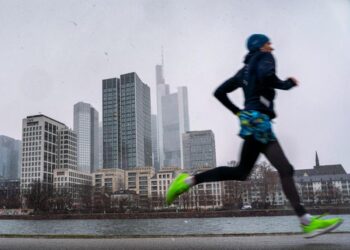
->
[161,46,164,66]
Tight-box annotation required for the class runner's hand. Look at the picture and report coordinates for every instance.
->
[288,77,299,86]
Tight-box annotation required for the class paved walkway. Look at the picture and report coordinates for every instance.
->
[0,233,349,249]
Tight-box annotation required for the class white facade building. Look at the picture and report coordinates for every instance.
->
[57,127,77,170]
[53,168,93,200]
[125,167,155,196]
[21,115,66,191]
[92,168,125,193]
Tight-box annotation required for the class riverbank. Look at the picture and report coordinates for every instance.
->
[1,233,350,250]
[1,207,350,220]
[0,232,303,238]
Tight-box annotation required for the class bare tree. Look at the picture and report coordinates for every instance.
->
[50,186,73,212]
[222,180,243,209]
[249,162,280,208]
[78,184,93,213]
[321,181,343,205]
[24,181,52,213]
[0,185,20,209]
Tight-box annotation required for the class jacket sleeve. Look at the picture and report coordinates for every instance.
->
[258,53,297,90]
[213,68,243,115]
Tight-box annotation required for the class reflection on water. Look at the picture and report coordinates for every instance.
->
[0,215,348,235]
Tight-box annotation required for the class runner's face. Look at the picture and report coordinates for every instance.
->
[260,42,274,52]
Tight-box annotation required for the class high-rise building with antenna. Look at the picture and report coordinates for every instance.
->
[156,50,190,169]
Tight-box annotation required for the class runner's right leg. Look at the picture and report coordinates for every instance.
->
[194,136,261,184]
[166,136,261,205]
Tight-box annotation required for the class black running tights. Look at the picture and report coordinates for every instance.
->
[194,136,307,217]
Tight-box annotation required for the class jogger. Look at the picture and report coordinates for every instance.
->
[166,34,343,238]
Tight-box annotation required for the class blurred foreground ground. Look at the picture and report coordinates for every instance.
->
[0,233,350,250]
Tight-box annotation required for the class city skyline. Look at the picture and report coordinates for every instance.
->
[1,1,349,171]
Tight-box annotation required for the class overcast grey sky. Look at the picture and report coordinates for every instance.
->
[1,0,349,170]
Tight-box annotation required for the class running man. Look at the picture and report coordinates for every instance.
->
[166,34,343,238]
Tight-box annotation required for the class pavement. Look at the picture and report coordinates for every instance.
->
[0,233,350,250]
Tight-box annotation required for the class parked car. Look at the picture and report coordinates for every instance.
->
[241,204,252,210]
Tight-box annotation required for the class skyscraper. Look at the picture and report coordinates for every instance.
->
[156,63,190,169]
[182,130,217,170]
[102,78,120,169]
[98,122,103,169]
[151,114,160,172]
[0,135,21,179]
[156,64,165,85]
[91,108,99,172]
[156,77,169,170]
[73,102,99,173]
[102,72,152,169]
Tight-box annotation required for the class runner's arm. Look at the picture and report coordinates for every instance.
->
[266,74,296,90]
[214,69,243,115]
[259,53,297,90]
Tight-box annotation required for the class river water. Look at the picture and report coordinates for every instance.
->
[0,215,348,236]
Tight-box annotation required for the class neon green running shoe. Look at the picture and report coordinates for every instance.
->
[301,215,343,238]
[166,173,191,205]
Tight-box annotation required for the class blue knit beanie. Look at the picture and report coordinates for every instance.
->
[247,34,270,52]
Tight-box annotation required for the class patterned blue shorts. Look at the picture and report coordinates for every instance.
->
[238,110,276,144]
